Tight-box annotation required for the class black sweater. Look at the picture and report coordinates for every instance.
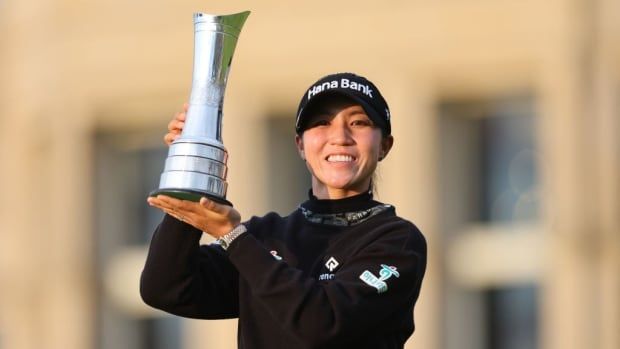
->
[140,192,427,349]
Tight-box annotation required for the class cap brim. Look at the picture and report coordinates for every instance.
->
[296,90,388,134]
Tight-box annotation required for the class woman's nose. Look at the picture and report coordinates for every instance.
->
[327,121,353,145]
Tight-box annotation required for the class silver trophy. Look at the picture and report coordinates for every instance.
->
[150,11,250,205]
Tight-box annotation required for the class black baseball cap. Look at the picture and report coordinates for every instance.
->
[295,72,391,135]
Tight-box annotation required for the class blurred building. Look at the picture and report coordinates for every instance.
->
[0,1,618,349]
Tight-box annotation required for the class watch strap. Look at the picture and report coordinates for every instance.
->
[217,224,247,250]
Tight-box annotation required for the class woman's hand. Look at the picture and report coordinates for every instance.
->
[147,195,242,239]
[164,103,188,146]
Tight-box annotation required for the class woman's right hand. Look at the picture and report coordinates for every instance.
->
[164,103,188,146]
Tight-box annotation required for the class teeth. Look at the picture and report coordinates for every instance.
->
[328,155,354,162]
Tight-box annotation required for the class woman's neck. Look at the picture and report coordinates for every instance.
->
[311,178,371,200]
[302,187,380,216]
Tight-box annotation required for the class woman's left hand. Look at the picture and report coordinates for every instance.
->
[147,195,242,239]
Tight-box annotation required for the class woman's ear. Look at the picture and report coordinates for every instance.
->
[379,135,394,161]
[295,134,305,160]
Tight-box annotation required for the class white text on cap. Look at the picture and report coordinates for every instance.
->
[307,78,374,99]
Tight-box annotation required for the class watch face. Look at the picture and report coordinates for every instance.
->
[217,239,228,249]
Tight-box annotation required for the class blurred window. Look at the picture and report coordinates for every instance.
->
[94,131,182,349]
[439,95,540,349]
[265,116,311,214]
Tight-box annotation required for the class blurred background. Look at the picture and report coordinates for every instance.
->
[0,0,619,348]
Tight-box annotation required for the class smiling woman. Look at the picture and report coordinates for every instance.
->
[141,72,427,349]
[295,93,393,199]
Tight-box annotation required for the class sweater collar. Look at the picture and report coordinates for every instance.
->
[300,189,382,214]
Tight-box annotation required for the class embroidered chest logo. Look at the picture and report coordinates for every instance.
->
[270,250,283,261]
[319,256,339,281]
[359,264,400,294]
[325,256,339,272]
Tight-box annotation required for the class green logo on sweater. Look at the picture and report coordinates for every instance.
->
[270,250,283,261]
[359,264,399,294]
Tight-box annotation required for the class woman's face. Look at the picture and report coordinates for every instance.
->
[295,95,393,199]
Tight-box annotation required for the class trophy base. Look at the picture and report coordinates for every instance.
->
[149,188,233,206]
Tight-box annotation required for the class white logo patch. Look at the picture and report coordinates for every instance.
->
[359,264,400,294]
[270,250,283,261]
[325,257,339,272]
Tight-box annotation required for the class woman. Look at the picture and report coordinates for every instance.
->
[141,72,427,349]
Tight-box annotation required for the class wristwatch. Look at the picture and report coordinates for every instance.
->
[217,224,247,250]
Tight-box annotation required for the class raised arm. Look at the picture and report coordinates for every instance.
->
[139,214,239,319]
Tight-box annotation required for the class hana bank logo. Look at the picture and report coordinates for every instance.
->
[307,78,374,99]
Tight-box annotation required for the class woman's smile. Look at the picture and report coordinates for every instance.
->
[326,154,355,162]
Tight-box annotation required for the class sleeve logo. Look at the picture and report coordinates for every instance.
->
[359,264,400,294]
[270,250,283,261]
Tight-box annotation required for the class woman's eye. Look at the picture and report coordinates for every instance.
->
[351,119,372,127]
[310,119,329,127]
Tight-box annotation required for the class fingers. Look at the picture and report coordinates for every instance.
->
[199,197,230,214]
[200,197,241,229]
[148,196,229,221]
[167,109,186,131]
[148,196,201,225]
[164,132,180,146]
[155,195,197,213]
[163,104,188,146]
[147,197,185,221]
[147,196,173,210]
[147,195,241,237]
[167,118,185,132]
[163,207,185,221]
